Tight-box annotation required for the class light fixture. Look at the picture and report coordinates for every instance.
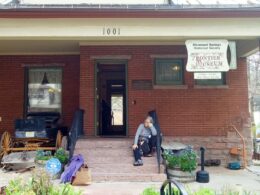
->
[41,72,49,85]
[172,65,180,71]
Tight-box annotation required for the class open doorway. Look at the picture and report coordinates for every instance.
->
[96,62,127,136]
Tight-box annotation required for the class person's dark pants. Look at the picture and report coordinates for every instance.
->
[133,136,157,161]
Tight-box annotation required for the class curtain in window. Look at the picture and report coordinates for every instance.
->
[29,68,62,84]
[27,68,62,113]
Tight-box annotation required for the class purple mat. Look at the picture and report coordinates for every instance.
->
[60,154,84,183]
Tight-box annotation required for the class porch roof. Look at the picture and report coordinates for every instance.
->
[0,16,259,57]
[0,0,260,18]
[1,0,260,8]
[0,1,259,57]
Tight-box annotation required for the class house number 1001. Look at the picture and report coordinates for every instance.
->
[102,27,120,36]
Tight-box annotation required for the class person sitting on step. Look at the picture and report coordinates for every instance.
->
[132,116,157,166]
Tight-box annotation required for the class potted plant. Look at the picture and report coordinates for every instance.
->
[35,148,69,168]
[35,150,52,167]
[54,148,69,165]
[163,147,197,182]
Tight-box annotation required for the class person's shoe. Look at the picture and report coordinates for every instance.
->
[145,153,153,157]
[133,161,139,166]
[138,159,143,166]
[133,160,143,166]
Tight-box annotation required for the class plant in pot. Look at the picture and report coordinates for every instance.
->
[54,148,69,165]
[35,150,53,167]
[35,148,69,168]
[163,147,197,182]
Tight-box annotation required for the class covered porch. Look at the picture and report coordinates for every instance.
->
[0,16,259,136]
[0,12,259,183]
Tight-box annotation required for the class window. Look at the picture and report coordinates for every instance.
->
[155,59,184,85]
[27,68,62,113]
[195,73,226,86]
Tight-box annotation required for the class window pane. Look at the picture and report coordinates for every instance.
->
[27,68,62,113]
[155,59,183,85]
[111,95,123,126]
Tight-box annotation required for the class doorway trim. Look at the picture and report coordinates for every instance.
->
[94,59,128,137]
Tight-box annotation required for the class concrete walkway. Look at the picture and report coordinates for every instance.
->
[187,167,260,193]
[0,167,260,195]
[74,167,260,195]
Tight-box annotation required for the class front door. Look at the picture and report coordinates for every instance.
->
[96,63,127,136]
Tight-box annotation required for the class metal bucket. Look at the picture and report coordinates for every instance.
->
[167,168,196,183]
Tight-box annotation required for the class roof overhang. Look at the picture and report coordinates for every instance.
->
[0,18,259,39]
[1,5,260,18]
[0,7,259,56]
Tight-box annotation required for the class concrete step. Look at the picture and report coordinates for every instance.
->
[80,155,159,165]
[91,173,167,182]
[76,138,134,149]
[74,138,166,182]
[75,148,136,158]
[88,163,165,174]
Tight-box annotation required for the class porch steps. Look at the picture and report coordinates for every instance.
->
[74,138,166,182]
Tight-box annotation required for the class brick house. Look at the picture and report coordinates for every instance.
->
[0,1,259,171]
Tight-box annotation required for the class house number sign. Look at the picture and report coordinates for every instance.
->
[102,27,121,36]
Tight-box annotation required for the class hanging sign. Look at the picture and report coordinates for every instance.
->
[194,72,222,80]
[228,41,237,70]
[186,40,229,72]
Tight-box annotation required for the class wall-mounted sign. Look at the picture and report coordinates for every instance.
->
[132,79,153,90]
[186,40,229,72]
[194,72,222,80]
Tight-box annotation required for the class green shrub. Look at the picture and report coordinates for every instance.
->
[2,170,81,195]
[193,188,215,195]
[35,150,52,161]
[54,148,69,164]
[163,149,197,172]
[187,186,257,195]
[35,148,69,165]
[141,187,159,195]
[141,186,181,195]
[4,178,35,195]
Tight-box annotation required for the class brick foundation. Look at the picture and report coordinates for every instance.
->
[164,122,253,166]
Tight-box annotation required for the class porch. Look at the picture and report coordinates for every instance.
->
[0,14,259,184]
[0,15,259,137]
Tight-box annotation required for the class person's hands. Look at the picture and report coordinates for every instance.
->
[148,122,153,128]
[132,144,138,150]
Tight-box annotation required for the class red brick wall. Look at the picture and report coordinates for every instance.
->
[0,55,80,135]
[80,45,249,137]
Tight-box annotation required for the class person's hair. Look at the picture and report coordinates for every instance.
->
[145,116,153,124]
